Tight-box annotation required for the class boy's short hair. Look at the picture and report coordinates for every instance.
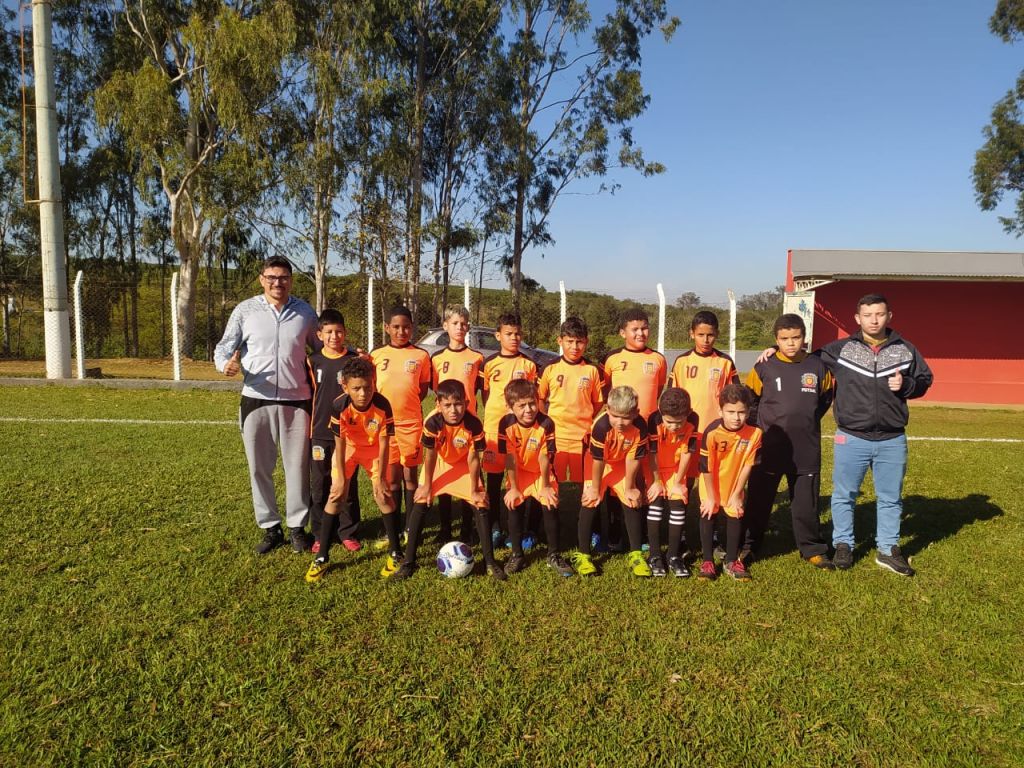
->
[691,310,719,330]
[262,256,293,274]
[443,305,470,323]
[719,382,753,408]
[496,311,522,330]
[658,387,692,419]
[857,293,889,311]
[387,305,413,323]
[318,308,346,330]
[341,357,373,382]
[607,385,639,414]
[435,379,467,402]
[772,313,805,336]
[504,378,538,406]
[618,307,649,329]
[559,316,588,338]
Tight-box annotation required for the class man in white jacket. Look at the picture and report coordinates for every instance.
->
[214,256,320,554]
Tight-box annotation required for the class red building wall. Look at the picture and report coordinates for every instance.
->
[806,280,1024,405]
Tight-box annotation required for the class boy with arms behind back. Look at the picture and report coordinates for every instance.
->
[431,305,485,542]
[744,313,834,569]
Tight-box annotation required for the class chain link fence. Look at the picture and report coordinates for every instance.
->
[1,265,760,378]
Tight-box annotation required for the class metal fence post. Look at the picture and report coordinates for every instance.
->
[727,289,737,362]
[463,279,471,317]
[171,272,182,381]
[367,276,375,352]
[656,283,666,355]
[73,270,84,379]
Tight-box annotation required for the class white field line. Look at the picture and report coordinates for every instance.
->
[0,416,1021,443]
[0,416,234,426]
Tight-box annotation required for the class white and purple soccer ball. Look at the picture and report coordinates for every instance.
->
[436,541,475,579]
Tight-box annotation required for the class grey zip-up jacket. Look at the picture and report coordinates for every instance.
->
[214,295,320,401]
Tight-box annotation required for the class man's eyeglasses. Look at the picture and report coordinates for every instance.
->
[262,274,291,283]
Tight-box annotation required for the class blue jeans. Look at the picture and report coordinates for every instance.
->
[830,431,907,553]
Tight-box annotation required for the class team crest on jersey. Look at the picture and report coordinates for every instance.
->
[710,368,722,381]
[578,376,591,390]
[738,439,750,451]
[526,436,540,451]
[623,438,634,449]
[642,362,655,375]
[801,373,818,392]
[513,370,527,380]
[453,435,469,449]
[404,360,419,373]
[366,417,380,433]
[463,362,475,375]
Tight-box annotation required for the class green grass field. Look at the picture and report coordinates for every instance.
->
[1,386,1022,767]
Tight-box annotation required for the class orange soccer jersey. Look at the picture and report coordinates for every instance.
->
[603,347,667,418]
[648,410,700,475]
[431,346,484,414]
[537,357,604,454]
[370,343,431,424]
[498,413,558,504]
[669,349,739,437]
[329,392,395,481]
[420,411,488,504]
[698,419,763,518]
[583,412,648,504]
[481,352,538,471]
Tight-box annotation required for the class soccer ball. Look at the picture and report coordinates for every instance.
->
[436,541,475,578]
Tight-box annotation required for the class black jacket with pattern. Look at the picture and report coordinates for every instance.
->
[819,329,933,441]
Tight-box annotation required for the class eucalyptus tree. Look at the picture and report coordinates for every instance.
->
[95,0,296,354]
[492,0,678,308]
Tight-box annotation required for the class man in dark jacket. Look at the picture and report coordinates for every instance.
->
[822,293,932,576]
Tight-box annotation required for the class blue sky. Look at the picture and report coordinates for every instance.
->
[505,0,1024,305]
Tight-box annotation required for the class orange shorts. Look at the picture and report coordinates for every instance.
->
[582,456,645,508]
[420,455,488,507]
[482,434,503,474]
[331,445,385,484]
[506,468,559,508]
[552,451,585,484]
[389,421,423,468]
[697,475,743,519]
[641,464,688,501]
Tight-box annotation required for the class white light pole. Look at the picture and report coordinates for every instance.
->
[32,0,71,378]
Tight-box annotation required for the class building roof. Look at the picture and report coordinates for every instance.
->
[789,249,1024,281]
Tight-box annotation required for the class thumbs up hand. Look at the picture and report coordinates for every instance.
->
[224,349,241,377]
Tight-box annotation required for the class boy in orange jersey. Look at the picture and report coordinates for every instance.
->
[601,308,666,552]
[370,305,431,532]
[698,383,763,582]
[306,308,365,552]
[603,307,667,419]
[537,317,605,484]
[498,379,574,578]
[430,305,485,543]
[644,387,700,578]
[393,380,506,581]
[481,312,538,537]
[669,311,739,485]
[305,357,398,583]
[572,385,651,578]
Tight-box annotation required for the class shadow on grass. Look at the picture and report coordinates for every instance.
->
[741,491,1004,564]
[851,493,1003,560]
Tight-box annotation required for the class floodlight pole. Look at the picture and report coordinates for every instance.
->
[463,279,470,316]
[656,283,666,355]
[32,0,71,378]
[727,289,737,362]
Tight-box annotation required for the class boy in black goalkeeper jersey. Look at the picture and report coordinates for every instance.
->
[744,314,834,569]
[306,309,363,551]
